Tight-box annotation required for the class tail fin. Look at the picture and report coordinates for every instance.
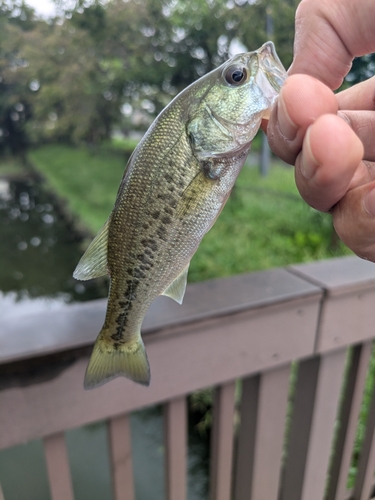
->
[84,335,150,389]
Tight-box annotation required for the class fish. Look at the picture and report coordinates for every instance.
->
[73,41,287,389]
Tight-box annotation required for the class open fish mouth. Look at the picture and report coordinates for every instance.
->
[258,41,287,92]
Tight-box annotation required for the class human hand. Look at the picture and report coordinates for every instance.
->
[266,0,375,261]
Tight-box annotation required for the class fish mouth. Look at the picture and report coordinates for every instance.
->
[257,41,287,94]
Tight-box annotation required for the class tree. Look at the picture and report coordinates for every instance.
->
[0,0,300,151]
[346,54,375,86]
[0,0,39,154]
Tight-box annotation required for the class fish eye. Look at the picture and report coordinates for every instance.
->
[224,66,247,86]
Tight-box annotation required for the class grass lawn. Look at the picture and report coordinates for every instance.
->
[29,144,126,234]
[189,162,352,281]
[29,143,352,282]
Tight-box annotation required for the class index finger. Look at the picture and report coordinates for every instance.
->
[290,0,375,89]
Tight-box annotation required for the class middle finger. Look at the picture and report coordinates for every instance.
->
[337,76,375,110]
[338,110,375,161]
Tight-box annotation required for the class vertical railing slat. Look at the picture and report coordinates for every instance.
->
[352,360,375,500]
[43,432,74,500]
[280,357,320,500]
[281,350,347,500]
[0,482,5,500]
[354,432,375,500]
[251,364,291,500]
[233,374,260,500]
[209,380,236,500]
[164,396,187,500]
[108,414,134,500]
[300,349,347,500]
[327,342,373,500]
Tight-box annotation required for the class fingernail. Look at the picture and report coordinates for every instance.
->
[300,128,319,179]
[278,93,298,140]
[364,189,375,217]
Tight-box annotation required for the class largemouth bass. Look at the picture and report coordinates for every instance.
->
[74,41,287,389]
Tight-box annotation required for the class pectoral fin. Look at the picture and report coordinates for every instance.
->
[73,217,110,280]
[162,263,189,304]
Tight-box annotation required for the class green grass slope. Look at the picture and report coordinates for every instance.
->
[29,144,352,282]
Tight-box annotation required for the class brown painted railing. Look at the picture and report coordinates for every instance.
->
[1,256,375,500]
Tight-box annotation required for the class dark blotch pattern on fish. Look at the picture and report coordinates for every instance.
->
[137,253,154,268]
[111,275,140,344]
[163,207,174,216]
[161,215,172,225]
[141,238,158,252]
[133,267,146,279]
[156,225,168,241]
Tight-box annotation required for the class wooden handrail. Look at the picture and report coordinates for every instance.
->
[2,256,375,500]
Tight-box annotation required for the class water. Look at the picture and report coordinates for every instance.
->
[0,174,209,499]
[0,175,108,307]
[0,406,209,500]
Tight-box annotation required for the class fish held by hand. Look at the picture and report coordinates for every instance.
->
[73,41,287,389]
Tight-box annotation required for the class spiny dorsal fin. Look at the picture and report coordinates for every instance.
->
[162,263,189,304]
[73,217,110,281]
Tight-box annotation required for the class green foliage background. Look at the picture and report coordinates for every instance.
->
[0,0,299,152]
[29,143,352,280]
[0,0,373,154]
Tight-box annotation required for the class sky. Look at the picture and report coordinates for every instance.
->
[25,0,57,17]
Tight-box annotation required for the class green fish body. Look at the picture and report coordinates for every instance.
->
[74,42,287,389]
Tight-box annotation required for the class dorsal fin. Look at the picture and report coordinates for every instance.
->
[162,263,189,304]
[73,218,110,281]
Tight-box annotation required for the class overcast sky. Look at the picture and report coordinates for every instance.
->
[25,0,57,17]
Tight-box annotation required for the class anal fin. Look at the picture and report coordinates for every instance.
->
[162,263,189,304]
[73,217,110,281]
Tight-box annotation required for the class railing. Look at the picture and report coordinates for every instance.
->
[1,256,375,500]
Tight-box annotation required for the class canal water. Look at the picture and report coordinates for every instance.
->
[0,175,209,499]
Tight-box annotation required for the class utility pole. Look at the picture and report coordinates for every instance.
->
[260,5,273,177]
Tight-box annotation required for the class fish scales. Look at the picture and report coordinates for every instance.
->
[106,128,196,339]
[73,41,287,388]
